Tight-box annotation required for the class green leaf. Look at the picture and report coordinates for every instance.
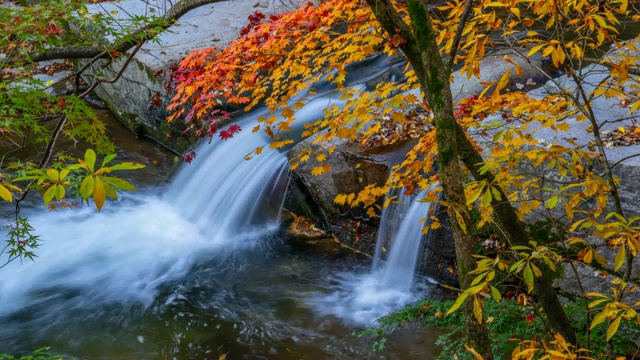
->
[530,263,542,277]
[85,149,96,172]
[523,264,534,293]
[59,169,70,180]
[45,168,59,181]
[490,285,501,302]
[106,162,146,171]
[103,182,118,200]
[471,273,486,286]
[54,184,65,201]
[66,163,85,171]
[93,177,106,211]
[102,153,117,167]
[102,176,136,191]
[79,175,95,200]
[607,316,622,341]
[614,245,626,272]
[490,186,502,201]
[12,175,40,182]
[545,196,558,209]
[0,184,12,202]
[509,259,525,273]
[481,188,492,208]
[43,185,56,205]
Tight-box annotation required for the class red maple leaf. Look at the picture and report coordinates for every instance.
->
[219,130,233,140]
[227,124,242,134]
[45,23,63,36]
[183,150,197,164]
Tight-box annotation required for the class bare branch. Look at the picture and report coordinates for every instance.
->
[27,0,226,63]
[446,0,474,72]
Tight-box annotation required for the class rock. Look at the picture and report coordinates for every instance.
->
[285,132,418,256]
[284,212,327,241]
[419,205,458,286]
[83,0,307,128]
[449,48,548,102]
[288,132,415,222]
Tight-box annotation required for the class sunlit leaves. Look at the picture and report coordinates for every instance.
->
[12,149,144,211]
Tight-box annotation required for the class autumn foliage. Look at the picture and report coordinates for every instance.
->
[165,0,640,356]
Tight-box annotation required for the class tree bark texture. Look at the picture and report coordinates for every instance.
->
[365,0,495,357]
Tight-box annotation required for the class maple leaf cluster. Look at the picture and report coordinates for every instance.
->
[167,0,397,146]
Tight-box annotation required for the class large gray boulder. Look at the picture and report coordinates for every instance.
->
[84,0,306,130]
[449,48,548,102]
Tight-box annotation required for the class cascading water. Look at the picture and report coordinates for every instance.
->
[164,114,291,243]
[311,185,439,325]
[373,186,438,292]
[0,54,441,358]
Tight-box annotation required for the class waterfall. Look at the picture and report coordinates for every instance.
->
[0,90,348,317]
[310,185,439,325]
[164,114,291,243]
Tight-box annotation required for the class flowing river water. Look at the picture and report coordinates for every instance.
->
[0,99,440,359]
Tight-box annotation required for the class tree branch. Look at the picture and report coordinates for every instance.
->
[28,0,225,63]
[446,0,474,72]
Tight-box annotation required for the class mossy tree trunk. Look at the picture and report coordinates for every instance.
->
[365,0,494,357]
[365,0,578,353]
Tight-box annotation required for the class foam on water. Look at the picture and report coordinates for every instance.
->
[310,186,438,325]
[0,197,209,316]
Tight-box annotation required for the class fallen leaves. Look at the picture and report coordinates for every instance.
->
[590,124,640,149]
[357,110,433,148]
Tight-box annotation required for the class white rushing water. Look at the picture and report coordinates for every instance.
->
[0,112,296,316]
[311,186,438,325]
[0,88,348,319]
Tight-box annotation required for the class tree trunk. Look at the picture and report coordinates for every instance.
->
[365,0,495,357]
[454,123,577,345]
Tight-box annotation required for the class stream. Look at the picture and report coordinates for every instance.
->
[0,102,440,359]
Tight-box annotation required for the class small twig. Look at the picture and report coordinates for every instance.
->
[447,0,474,72]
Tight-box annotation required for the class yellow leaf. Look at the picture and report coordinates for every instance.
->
[607,316,622,341]
[464,344,485,360]
[614,245,626,272]
[618,127,626,133]
[495,68,511,93]
[311,163,330,176]
[473,296,483,324]
[0,184,12,202]
[584,249,593,263]
[528,44,545,57]
[93,177,106,211]
[281,107,295,119]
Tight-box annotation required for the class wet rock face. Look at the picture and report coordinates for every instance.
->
[419,206,458,286]
[449,48,548,102]
[287,134,417,226]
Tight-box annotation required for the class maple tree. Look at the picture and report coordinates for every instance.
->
[169,0,640,358]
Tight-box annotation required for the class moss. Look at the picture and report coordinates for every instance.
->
[407,0,445,109]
